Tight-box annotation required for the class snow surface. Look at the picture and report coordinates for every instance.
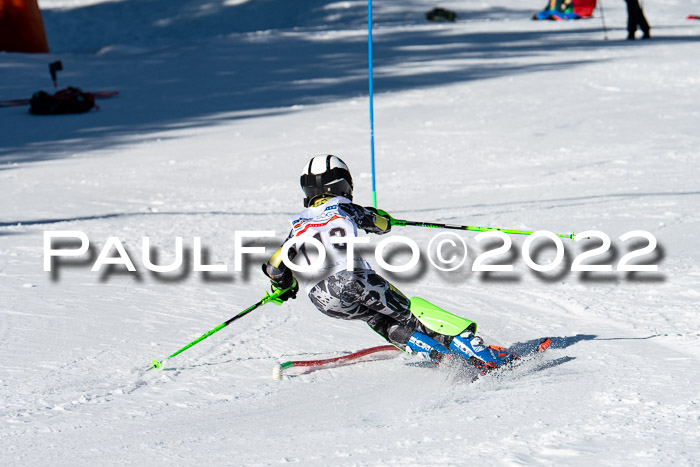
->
[2,0,700,464]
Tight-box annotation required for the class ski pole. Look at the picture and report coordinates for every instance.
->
[598,0,609,40]
[376,210,575,241]
[150,280,296,369]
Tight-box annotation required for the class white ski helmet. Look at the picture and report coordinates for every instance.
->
[300,155,353,207]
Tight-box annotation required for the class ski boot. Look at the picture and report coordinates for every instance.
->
[449,333,518,374]
[406,332,452,365]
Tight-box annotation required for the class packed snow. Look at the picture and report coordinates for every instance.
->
[2,0,699,464]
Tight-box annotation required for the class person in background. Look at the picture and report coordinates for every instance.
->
[625,0,651,40]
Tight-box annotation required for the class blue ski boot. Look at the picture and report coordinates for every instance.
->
[449,333,517,373]
[406,332,451,365]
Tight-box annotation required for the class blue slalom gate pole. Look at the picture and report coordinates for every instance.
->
[368,0,377,208]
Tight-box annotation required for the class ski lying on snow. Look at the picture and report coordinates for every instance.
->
[0,90,119,108]
[272,339,552,380]
[272,345,401,379]
[478,338,552,380]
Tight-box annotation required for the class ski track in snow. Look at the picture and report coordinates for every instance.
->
[2,0,700,464]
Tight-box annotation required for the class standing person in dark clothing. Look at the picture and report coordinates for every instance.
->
[625,0,651,40]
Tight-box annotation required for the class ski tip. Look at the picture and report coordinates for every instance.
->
[537,338,551,353]
[272,364,284,380]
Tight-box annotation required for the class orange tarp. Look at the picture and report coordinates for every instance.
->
[0,0,50,53]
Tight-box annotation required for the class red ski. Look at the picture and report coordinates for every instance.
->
[478,338,552,379]
[272,338,552,380]
[272,345,401,379]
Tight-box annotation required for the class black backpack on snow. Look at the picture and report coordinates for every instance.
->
[426,8,457,22]
[29,87,96,115]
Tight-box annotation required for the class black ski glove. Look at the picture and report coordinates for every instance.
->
[271,277,298,303]
[262,263,298,303]
[365,206,393,232]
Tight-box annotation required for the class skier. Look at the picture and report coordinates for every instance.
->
[262,154,517,372]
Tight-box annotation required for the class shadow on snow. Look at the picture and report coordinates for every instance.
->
[1,1,698,164]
